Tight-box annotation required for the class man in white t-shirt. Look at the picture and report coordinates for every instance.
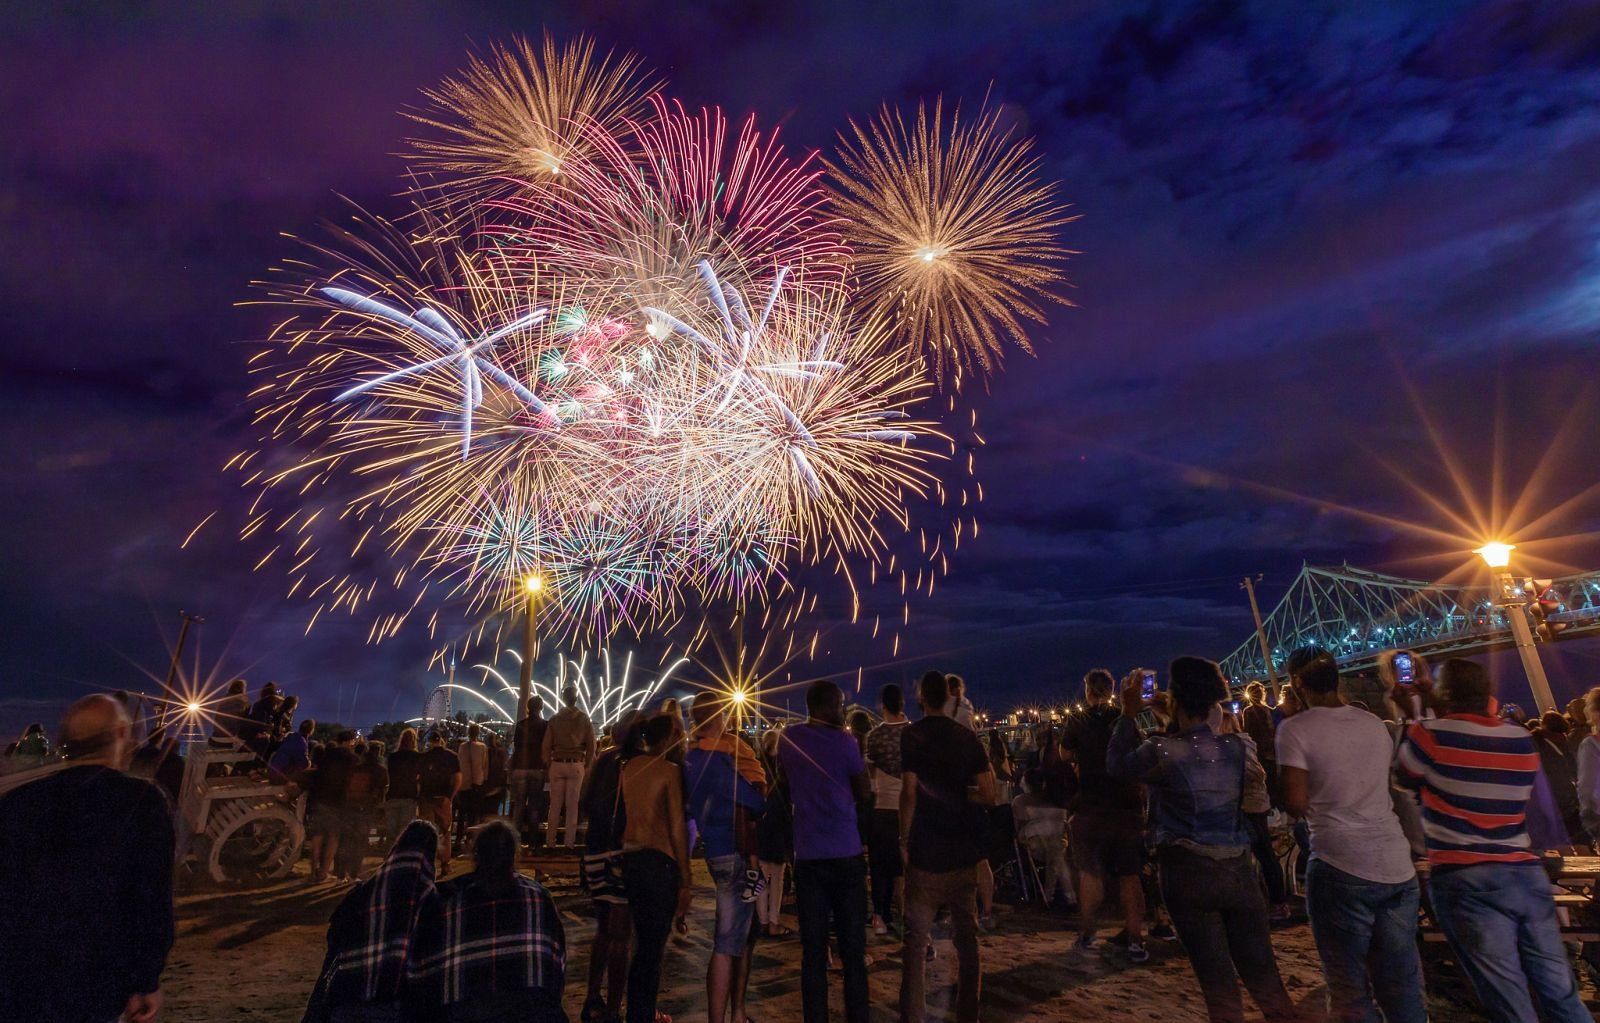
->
[1277,647,1424,1023]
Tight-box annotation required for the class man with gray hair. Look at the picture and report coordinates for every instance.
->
[0,694,175,1022]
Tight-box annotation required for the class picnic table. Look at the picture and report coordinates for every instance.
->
[1418,854,1600,943]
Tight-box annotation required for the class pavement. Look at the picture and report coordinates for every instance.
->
[163,850,1545,1022]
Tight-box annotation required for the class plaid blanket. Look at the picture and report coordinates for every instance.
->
[409,871,566,1010]
[303,821,438,1021]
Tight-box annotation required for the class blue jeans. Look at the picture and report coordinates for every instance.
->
[707,854,758,955]
[1304,859,1425,1023]
[1427,861,1591,1023]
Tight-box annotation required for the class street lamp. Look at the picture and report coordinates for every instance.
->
[1475,542,1556,714]
[517,573,544,722]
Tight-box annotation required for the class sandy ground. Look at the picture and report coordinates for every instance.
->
[164,853,1548,1022]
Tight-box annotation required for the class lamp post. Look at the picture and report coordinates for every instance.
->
[1475,542,1557,714]
[517,574,543,723]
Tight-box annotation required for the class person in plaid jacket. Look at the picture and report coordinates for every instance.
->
[302,819,439,1023]
[409,820,568,1022]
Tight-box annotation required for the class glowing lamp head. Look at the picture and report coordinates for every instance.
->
[1474,542,1515,570]
[729,688,748,707]
[186,701,203,714]
[524,574,544,595]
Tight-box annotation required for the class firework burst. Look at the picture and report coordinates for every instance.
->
[828,97,1076,381]
[235,39,1071,660]
[406,33,659,197]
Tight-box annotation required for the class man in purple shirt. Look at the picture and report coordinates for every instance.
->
[777,680,872,1023]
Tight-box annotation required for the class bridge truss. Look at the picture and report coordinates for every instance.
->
[1220,564,1600,684]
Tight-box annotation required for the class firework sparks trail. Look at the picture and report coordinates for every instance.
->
[325,287,551,457]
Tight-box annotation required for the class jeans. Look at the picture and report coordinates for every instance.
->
[1304,859,1425,1023]
[867,808,902,923]
[1157,846,1299,1023]
[1245,812,1286,905]
[901,865,981,1023]
[708,854,759,955]
[622,849,680,1023]
[794,856,870,1023]
[1427,861,1591,1023]
[757,860,787,927]
[383,798,417,845]
[548,761,585,847]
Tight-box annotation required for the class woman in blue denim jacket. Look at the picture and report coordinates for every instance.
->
[1108,657,1303,1023]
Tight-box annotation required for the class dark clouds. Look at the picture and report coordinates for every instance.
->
[4,0,1600,731]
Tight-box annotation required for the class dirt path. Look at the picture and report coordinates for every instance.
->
[166,855,1503,1022]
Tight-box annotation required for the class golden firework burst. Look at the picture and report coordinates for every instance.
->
[404,33,659,196]
[827,97,1077,381]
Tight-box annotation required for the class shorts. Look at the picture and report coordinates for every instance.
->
[583,850,627,905]
[1068,812,1145,878]
[707,854,758,955]
[307,802,342,838]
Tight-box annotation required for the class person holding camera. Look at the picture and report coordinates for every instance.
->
[1107,657,1299,1023]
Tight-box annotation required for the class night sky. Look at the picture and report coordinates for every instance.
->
[5,1,1600,734]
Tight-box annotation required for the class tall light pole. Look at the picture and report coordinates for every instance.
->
[156,611,203,729]
[1475,542,1557,714]
[1240,575,1280,690]
[517,574,543,722]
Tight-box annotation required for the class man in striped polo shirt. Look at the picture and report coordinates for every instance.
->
[1395,658,1589,1023]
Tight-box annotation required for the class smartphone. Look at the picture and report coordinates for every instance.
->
[1500,702,1523,720]
[1140,670,1157,702]
[1393,651,1415,686]
[1229,700,1242,714]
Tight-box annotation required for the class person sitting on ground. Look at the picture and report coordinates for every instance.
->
[409,820,567,1023]
[1398,660,1590,1023]
[302,819,439,1023]
[0,695,174,1023]
[1108,658,1300,1023]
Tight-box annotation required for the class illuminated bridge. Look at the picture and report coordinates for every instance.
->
[1220,564,1600,684]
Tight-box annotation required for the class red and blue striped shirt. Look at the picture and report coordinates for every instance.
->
[1395,713,1562,869]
